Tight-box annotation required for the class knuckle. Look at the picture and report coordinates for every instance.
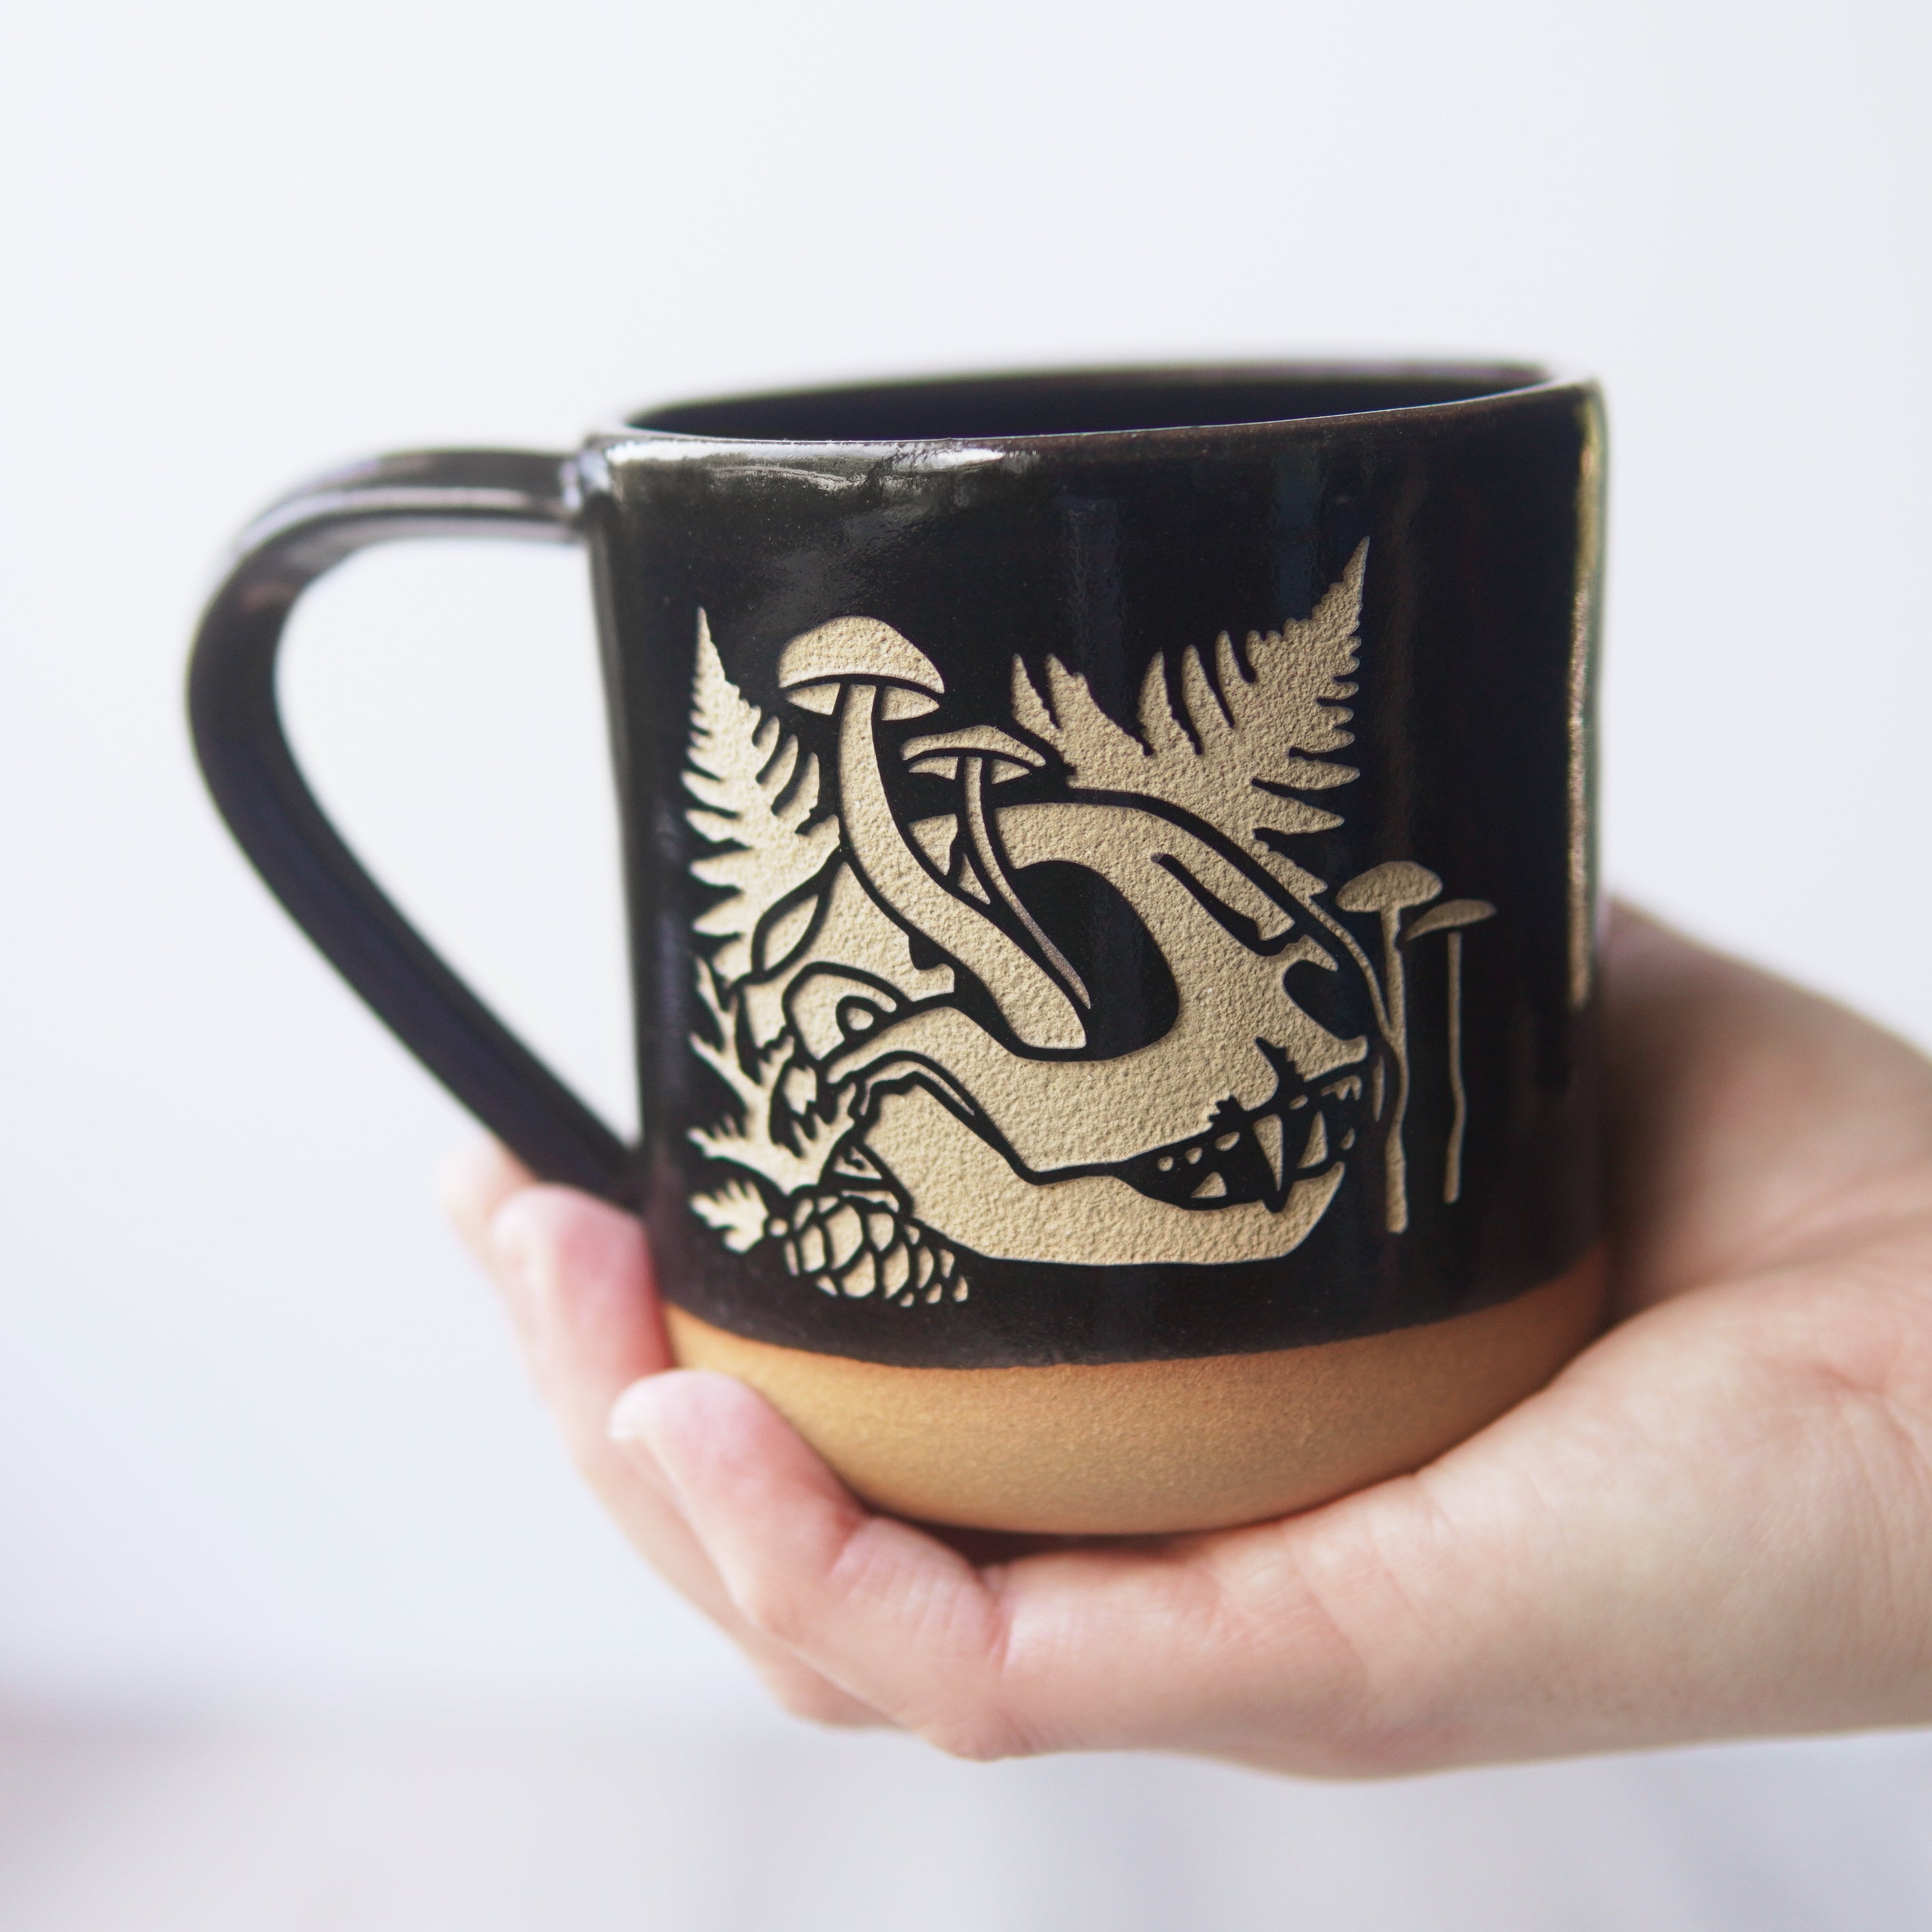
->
[759,1665,875,1729]
[918,1705,1031,1763]
[733,1577,815,1650]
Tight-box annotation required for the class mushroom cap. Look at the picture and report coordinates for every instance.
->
[1405,897,1495,940]
[1334,860,1443,914]
[776,617,945,717]
[901,724,1045,784]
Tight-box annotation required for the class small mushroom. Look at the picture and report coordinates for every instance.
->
[775,617,1084,1051]
[1334,860,1443,922]
[1403,899,1495,1203]
[1335,862,1442,1234]
[1403,897,1495,943]
[901,725,1086,1007]
[901,723,1044,782]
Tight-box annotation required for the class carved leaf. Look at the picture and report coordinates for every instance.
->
[1011,542,1368,903]
[691,1178,770,1253]
[687,963,853,1195]
[685,612,839,986]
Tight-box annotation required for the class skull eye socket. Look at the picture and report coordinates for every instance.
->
[784,967,903,1062]
[837,997,884,1038]
[967,860,1178,1059]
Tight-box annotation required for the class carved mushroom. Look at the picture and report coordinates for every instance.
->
[776,619,1085,1051]
[777,617,946,723]
[1335,860,1443,1233]
[903,724,1088,1008]
[1335,860,1444,924]
[1403,898,1496,1203]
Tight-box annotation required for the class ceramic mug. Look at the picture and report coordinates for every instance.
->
[190,364,1607,1535]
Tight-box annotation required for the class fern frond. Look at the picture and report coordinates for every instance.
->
[691,1179,771,1253]
[685,612,839,985]
[1011,542,1368,902]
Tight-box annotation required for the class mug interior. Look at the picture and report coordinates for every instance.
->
[629,363,1548,443]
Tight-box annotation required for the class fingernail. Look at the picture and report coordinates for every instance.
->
[607,1379,660,1451]
[608,1381,686,1508]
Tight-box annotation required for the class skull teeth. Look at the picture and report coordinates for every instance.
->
[1255,1114,1285,1188]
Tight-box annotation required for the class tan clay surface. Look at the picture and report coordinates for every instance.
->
[665,1245,1607,1535]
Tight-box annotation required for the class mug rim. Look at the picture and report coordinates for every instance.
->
[604,358,1583,454]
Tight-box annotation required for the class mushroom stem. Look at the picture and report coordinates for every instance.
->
[961,755,1090,1009]
[1336,864,1441,1234]
[834,687,1085,1051]
[1379,907,1411,1233]
[1444,929,1467,1204]
[1399,899,1493,1206]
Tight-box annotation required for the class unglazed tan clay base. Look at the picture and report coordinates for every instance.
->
[666,1245,1607,1535]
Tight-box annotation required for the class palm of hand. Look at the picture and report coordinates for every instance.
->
[447,909,1932,1772]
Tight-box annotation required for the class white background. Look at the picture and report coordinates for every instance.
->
[2,0,1930,1924]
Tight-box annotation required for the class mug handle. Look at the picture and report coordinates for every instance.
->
[186,447,632,1203]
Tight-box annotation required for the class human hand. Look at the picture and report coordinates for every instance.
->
[442,906,1932,1772]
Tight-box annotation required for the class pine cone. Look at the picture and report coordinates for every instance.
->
[767,1186,968,1306]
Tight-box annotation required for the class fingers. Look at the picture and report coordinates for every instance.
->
[1602,901,1932,1306]
[611,1368,1414,1766]
[612,1274,1932,1774]
[611,1370,1035,1755]
[443,1108,1932,1772]
[439,1152,1422,1763]
[439,1141,886,1729]
[437,1135,536,1274]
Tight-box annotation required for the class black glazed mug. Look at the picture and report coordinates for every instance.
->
[190,364,1607,1534]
